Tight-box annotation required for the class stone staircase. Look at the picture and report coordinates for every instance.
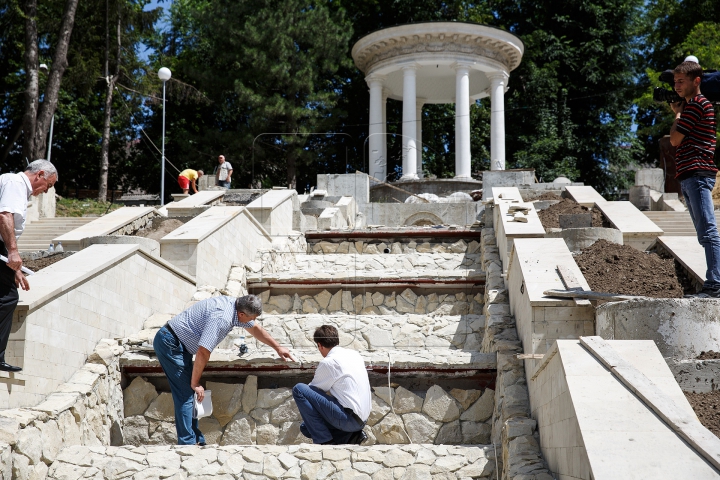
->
[643,210,720,236]
[17,216,95,252]
[25,225,551,479]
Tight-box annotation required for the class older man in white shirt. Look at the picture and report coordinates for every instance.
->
[0,160,57,372]
[292,324,371,445]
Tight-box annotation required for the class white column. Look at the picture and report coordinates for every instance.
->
[366,75,386,181]
[454,63,472,179]
[416,99,425,178]
[488,71,509,171]
[400,65,418,180]
[382,90,388,172]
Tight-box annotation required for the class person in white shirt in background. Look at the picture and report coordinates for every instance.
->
[215,155,233,189]
[292,324,371,445]
[0,160,57,372]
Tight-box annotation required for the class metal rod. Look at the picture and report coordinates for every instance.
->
[0,255,34,276]
[160,80,166,206]
[46,115,54,162]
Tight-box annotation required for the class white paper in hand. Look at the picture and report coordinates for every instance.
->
[193,390,212,419]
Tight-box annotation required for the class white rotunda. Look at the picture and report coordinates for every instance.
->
[352,22,524,182]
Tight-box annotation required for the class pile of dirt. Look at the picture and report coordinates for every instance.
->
[535,192,564,201]
[574,240,683,298]
[537,198,604,229]
[685,391,720,438]
[656,248,698,296]
[23,252,74,272]
[135,217,188,240]
[697,351,720,360]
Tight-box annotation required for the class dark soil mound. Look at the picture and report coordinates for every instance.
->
[574,240,683,298]
[686,391,720,438]
[535,192,564,201]
[698,351,720,360]
[23,252,74,272]
[135,217,187,240]
[655,248,697,296]
[538,198,604,229]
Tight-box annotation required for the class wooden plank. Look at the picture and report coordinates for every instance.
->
[580,336,720,472]
[543,289,639,302]
[517,354,544,359]
[557,265,583,291]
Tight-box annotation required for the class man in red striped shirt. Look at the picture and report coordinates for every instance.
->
[670,61,720,297]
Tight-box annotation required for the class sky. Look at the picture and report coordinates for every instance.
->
[138,0,171,61]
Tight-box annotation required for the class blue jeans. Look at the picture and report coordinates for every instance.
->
[153,326,206,445]
[292,383,364,444]
[681,175,720,289]
[217,180,231,188]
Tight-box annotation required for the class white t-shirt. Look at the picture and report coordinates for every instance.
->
[309,346,371,421]
[0,173,32,239]
[217,162,233,181]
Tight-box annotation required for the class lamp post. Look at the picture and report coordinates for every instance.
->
[158,67,172,205]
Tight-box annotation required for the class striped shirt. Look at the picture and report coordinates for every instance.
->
[168,296,255,354]
[309,346,371,421]
[675,94,717,180]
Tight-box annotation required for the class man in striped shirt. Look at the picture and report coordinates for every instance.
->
[153,295,295,445]
[293,325,371,445]
[670,61,720,298]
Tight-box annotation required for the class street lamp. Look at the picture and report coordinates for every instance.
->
[158,67,171,205]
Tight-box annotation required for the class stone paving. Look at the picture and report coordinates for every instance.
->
[46,444,498,479]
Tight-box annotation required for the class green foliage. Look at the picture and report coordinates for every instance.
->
[56,197,122,217]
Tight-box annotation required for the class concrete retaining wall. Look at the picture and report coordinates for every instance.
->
[53,207,158,251]
[545,227,623,252]
[596,298,720,359]
[160,207,272,288]
[246,190,298,236]
[363,203,483,227]
[1,244,195,409]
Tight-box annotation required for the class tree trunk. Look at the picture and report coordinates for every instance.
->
[21,0,39,164]
[286,152,296,190]
[98,2,120,202]
[31,0,78,160]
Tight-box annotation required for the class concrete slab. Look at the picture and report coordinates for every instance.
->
[595,201,663,250]
[530,339,719,480]
[164,190,225,216]
[509,238,590,306]
[657,236,706,285]
[564,185,607,208]
[53,207,156,250]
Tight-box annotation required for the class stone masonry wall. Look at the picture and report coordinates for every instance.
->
[261,288,484,316]
[309,239,481,255]
[479,212,554,480]
[109,211,158,236]
[0,338,126,480]
[47,444,498,479]
[122,376,495,447]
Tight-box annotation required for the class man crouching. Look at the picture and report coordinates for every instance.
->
[153,294,295,445]
[293,325,370,445]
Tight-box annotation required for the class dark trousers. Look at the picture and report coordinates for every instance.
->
[0,241,18,362]
[292,383,364,444]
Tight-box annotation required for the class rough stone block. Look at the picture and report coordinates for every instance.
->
[123,376,159,418]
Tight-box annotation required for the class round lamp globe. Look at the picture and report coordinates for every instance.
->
[158,67,172,81]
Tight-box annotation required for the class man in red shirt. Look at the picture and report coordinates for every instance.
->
[670,61,719,297]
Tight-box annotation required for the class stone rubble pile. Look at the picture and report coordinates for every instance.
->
[122,376,494,447]
[260,289,485,316]
[479,210,554,480]
[47,443,498,480]
[308,239,481,255]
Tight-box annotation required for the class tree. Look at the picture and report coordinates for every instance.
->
[21,0,79,163]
